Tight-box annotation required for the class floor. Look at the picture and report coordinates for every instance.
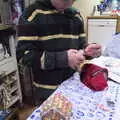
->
[18,104,37,120]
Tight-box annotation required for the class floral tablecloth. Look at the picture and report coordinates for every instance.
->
[27,72,120,120]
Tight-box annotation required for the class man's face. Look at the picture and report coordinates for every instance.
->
[51,0,74,12]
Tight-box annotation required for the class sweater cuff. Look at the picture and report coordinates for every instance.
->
[55,51,68,68]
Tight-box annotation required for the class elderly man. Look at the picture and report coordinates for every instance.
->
[16,0,101,105]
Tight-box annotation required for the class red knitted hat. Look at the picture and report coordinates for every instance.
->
[80,64,108,91]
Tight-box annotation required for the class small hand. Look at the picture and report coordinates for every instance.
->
[84,43,102,58]
[67,49,85,70]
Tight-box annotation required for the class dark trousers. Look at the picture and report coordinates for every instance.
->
[33,86,57,106]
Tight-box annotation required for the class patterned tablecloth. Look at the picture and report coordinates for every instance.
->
[27,72,120,120]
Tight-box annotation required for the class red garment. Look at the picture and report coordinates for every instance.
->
[80,64,108,91]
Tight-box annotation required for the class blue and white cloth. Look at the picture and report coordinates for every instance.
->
[27,72,120,120]
[104,33,120,58]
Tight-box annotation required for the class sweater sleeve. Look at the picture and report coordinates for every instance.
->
[40,51,68,69]
[74,12,87,49]
[16,41,69,69]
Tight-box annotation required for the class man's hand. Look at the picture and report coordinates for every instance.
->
[67,43,101,71]
[67,49,85,70]
[84,43,101,58]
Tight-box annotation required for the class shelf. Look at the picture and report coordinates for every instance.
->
[5,96,20,109]
[0,57,15,66]
[0,57,17,78]
[4,80,16,86]
[10,87,18,94]
[0,33,22,109]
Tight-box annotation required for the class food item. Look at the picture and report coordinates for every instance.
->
[40,93,72,120]
[42,109,65,120]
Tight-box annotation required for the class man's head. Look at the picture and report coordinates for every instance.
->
[51,0,75,12]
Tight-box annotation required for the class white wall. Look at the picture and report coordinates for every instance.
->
[73,0,100,30]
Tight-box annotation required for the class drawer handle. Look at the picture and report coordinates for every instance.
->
[98,25,105,27]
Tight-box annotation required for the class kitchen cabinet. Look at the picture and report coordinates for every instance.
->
[87,16,120,50]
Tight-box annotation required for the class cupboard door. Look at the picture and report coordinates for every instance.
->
[87,19,117,50]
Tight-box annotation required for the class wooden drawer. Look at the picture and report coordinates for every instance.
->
[88,19,117,26]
